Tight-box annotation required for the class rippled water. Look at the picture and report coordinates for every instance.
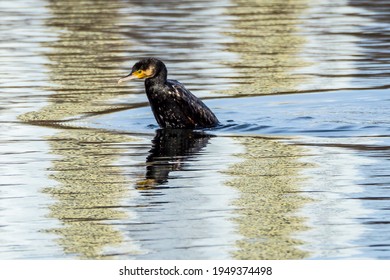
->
[1,0,389,259]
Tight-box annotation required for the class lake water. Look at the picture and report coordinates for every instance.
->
[0,0,389,259]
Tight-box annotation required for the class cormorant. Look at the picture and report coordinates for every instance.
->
[118,58,219,129]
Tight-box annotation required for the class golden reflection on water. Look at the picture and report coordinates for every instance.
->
[226,0,312,259]
[43,129,138,259]
[20,0,128,122]
[21,0,137,258]
[225,0,310,95]
[227,137,311,259]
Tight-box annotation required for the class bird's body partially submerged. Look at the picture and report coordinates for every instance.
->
[145,78,219,128]
[118,58,219,129]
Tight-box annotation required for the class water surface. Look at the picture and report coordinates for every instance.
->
[1,0,389,259]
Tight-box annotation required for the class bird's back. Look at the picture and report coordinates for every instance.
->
[145,79,219,128]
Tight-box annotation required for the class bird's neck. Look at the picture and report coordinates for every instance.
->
[146,64,168,86]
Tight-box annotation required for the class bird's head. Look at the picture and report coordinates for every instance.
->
[118,58,166,84]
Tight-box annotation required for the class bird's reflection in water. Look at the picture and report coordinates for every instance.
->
[136,129,212,189]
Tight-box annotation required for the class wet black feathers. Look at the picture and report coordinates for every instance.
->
[138,58,219,129]
[146,78,218,128]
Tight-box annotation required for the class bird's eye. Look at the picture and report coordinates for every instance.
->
[137,70,142,74]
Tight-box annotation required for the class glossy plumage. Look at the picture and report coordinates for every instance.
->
[118,58,219,129]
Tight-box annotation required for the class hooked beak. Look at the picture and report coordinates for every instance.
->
[117,73,137,84]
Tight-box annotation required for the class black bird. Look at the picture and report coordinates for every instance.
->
[118,58,219,129]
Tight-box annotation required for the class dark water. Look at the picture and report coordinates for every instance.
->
[1,0,389,259]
